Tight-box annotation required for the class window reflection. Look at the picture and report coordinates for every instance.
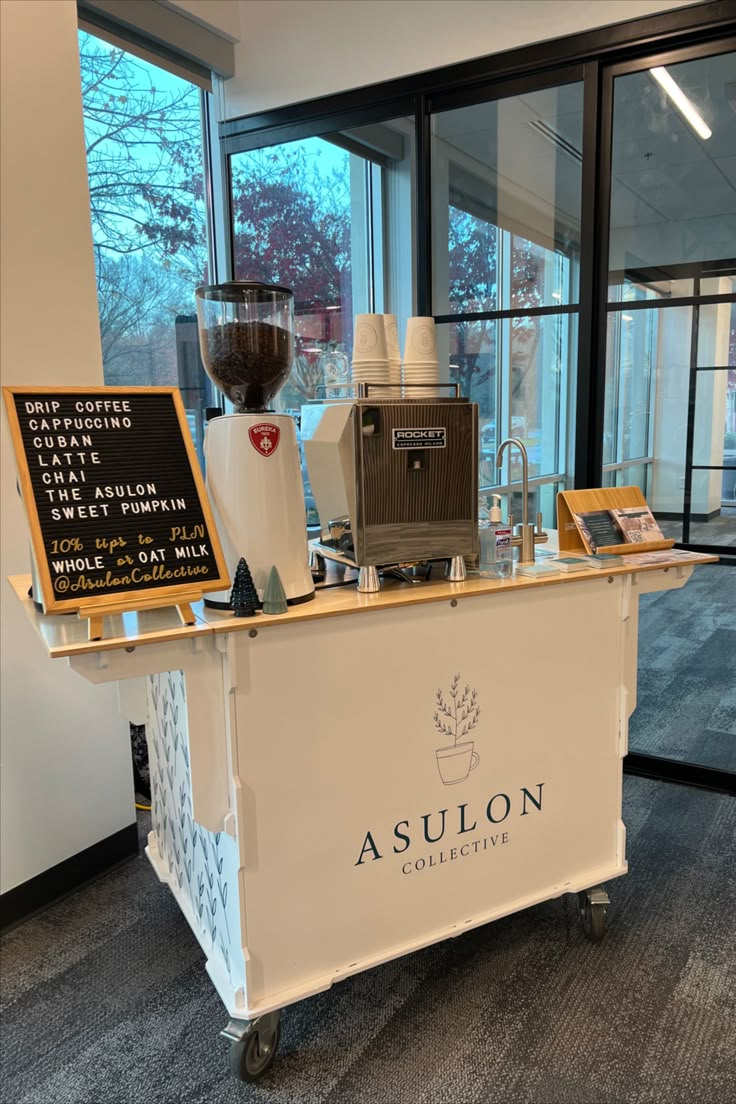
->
[609,52,736,279]
[431,81,583,518]
[605,50,736,546]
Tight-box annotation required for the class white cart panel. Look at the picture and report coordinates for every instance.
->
[232,578,627,1014]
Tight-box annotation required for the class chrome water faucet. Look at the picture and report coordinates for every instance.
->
[496,437,536,564]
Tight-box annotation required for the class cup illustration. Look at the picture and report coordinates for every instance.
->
[353,314,388,361]
[405,316,437,359]
[436,741,480,785]
[383,314,401,360]
[433,674,481,786]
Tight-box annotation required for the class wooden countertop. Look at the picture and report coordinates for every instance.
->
[7,574,212,659]
[8,545,717,659]
[201,548,718,633]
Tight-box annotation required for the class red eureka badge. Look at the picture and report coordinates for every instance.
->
[248,422,281,457]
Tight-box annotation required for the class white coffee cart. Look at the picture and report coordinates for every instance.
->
[9,548,715,1081]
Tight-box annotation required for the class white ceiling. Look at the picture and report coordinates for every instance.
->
[431,50,736,269]
[610,52,736,229]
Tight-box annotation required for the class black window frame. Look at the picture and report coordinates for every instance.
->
[217,0,735,492]
[216,2,736,798]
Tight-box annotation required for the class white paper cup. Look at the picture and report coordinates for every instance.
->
[403,358,440,398]
[402,364,440,378]
[352,358,389,397]
[352,361,389,376]
[405,316,437,360]
[353,315,388,362]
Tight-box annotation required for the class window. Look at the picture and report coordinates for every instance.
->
[431,81,583,526]
[602,283,659,494]
[230,136,377,410]
[603,50,736,544]
[78,29,212,464]
[228,120,414,525]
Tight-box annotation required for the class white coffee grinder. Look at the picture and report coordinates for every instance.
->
[196,282,314,609]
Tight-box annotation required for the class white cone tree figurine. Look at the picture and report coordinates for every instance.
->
[262,565,288,614]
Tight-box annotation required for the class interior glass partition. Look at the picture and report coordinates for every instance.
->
[215,10,736,799]
[430,79,583,526]
[603,45,736,781]
[604,50,736,552]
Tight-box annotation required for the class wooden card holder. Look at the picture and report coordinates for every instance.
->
[557,486,675,556]
[77,590,203,642]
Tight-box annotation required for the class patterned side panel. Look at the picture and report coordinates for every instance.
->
[147,671,245,992]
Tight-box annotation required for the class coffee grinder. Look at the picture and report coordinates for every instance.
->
[196,282,314,608]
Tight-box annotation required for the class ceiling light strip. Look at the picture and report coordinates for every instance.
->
[527,120,583,163]
[649,67,712,141]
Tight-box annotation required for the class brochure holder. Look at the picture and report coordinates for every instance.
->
[557,486,675,556]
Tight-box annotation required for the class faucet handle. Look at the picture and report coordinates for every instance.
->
[536,512,544,534]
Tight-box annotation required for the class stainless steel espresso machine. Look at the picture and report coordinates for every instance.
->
[302,386,478,592]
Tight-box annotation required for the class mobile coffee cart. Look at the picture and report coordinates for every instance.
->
[9,546,716,1081]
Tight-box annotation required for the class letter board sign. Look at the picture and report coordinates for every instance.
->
[2,386,229,613]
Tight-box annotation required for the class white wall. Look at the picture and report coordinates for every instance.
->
[0,0,134,894]
[214,0,699,119]
[165,0,242,41]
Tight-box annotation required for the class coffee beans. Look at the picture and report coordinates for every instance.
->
[199,322,292,412]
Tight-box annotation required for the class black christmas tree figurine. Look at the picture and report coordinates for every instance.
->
[230,557,259,617]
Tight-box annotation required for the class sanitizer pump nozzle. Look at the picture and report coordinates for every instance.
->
[489,494,503,523]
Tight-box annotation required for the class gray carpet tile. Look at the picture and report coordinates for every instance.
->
[659,513,736,548]
[694,729,736,772]
[631,565,735,765]
[1,776,735,1104]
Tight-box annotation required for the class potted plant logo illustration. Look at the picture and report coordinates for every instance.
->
[433,674,481,785]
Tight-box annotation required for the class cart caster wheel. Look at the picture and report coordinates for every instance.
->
[226,1011,281,1082]
[578,886,609,943]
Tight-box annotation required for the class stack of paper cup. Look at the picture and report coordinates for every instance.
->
[352,314,389,396]
[383,314,402,397]
[402,316,440,397]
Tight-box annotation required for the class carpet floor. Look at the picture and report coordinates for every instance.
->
[631,564,736,769]
[1,776,734,1104]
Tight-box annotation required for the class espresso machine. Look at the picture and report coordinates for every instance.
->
[302,387,478,591]
[196,282,314,608]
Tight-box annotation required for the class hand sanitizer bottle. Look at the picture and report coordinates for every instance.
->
[479,494,513,578]
[465,495,489,576]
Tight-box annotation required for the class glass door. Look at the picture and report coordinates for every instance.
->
[429,74,584,527]
[602,44,736,783]
[604,47,736,552]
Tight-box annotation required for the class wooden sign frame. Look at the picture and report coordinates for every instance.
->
[557,486,675,556]
[3,386,230,625]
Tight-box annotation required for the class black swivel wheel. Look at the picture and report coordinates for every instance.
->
[578,887,608,943]
[229,1011,282,1082]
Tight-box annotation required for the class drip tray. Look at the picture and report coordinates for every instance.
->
[312,543,439,585]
